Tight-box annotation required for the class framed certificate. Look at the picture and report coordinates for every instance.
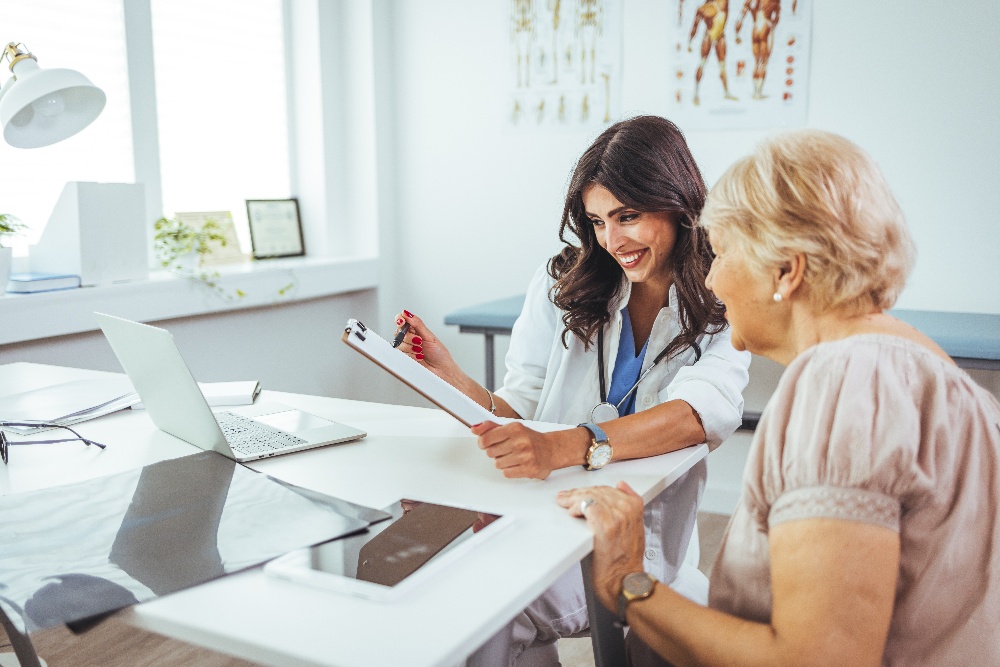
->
[246,198,305,259]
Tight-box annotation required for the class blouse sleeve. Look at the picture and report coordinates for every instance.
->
[493,263,560,420]
[750,341,925,533]
[664,326,751,449]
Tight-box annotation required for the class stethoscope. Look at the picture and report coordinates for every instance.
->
[589,327,702,423]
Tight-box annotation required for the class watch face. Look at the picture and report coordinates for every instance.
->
[588,443,613,469]
[623,572,656,598]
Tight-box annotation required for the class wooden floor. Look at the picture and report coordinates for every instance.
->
[0,617,260,667]
[1,512,731,667]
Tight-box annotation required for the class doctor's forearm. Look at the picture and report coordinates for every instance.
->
[600,400,707,461]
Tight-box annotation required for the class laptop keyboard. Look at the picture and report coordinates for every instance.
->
[216,411,306,455]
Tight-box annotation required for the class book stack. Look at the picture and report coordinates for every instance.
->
[6,272,82,294]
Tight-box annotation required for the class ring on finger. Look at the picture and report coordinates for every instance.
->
[580,497,596,515]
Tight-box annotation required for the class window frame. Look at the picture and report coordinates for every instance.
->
[1,0,383,344]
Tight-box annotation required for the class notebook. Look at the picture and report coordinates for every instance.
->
[95,312,366,462]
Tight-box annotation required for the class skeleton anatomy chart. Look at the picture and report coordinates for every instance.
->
[668,0,811,130]
[507,0,623,131]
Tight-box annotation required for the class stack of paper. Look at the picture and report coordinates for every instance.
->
[0,378,264,434]
[0,377,138,435]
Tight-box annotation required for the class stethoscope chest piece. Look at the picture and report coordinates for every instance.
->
[590,401,620,423]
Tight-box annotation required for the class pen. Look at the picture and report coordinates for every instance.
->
[391,322,411,348]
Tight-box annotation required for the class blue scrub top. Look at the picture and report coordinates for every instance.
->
[607,307,649,416]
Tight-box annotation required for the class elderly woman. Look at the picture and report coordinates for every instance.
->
[558,129,1000,665]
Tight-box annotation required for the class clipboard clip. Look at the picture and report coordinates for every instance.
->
[346,320,367,341]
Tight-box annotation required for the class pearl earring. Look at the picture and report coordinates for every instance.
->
[773,292,783,303]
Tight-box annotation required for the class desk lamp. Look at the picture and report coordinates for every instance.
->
[0,42,105,149]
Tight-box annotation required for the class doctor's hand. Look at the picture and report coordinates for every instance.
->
[392,310,464,385]
[556,482,647,611]
[392,310,515,417]
[472,421,585,480]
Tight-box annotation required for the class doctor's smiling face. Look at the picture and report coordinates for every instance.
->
[584,183,679,288]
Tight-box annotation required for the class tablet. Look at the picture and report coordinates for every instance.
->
[264,499,512,601]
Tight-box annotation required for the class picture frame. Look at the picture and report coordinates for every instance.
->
[246,198,305,259]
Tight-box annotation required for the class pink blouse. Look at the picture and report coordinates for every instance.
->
[709,334,1000,665]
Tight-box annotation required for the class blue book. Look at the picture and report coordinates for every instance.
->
[6,272,82,293]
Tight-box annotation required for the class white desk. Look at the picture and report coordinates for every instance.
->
[0,363,707,667]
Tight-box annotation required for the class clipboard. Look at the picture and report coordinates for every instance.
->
[342,319,502,427]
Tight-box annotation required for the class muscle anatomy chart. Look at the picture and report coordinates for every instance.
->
[668,0,811,129]
[507,0,622,131]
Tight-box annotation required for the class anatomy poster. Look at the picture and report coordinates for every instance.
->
[668,0,811,130]
[507,0,623,131]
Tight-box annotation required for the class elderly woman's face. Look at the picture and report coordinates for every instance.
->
[705,230,774,353]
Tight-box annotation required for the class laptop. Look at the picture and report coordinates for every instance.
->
[95,312,366,462]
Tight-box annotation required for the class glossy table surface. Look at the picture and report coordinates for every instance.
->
[0,363,706,667]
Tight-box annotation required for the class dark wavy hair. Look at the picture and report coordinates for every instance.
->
[548,115,726,357]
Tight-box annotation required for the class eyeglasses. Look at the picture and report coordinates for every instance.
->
[0,422,108,465]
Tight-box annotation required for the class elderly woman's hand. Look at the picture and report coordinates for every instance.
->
[556,482,647,611]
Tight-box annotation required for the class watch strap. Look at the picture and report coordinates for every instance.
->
[578,422,611,470]
[577,421,608,443]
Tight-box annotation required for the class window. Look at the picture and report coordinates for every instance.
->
[150,0,290,253]
[0,0,133,253]
[0,0,290,258]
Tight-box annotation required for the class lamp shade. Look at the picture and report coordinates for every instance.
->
[0,55,106,149]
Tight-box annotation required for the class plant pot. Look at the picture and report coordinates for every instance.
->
[0,246,12,293]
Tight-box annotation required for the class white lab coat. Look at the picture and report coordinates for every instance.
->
[496,263,751,452]
[474,263,750,665]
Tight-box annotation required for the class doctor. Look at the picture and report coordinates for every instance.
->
[394,115,750,664]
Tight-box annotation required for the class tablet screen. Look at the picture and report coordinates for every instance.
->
[304,499,504,588]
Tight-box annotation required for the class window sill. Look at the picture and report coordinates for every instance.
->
[0,255,379,346]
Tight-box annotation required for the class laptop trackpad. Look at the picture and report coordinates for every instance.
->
[255,409,335,432]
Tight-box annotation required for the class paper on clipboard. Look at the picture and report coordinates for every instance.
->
[342,319,511,427]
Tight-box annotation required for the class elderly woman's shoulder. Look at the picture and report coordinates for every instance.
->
[795,333,953,377]
[765,333,1000,454]
[787,332,997,412]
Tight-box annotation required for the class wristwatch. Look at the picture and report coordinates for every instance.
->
[578,422,613,470]
[617,571,657,626]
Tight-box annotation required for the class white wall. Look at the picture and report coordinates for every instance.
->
[375,0,1000,510]
[378,0,1000,344]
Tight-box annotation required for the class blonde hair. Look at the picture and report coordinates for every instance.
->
[699,130,915,314]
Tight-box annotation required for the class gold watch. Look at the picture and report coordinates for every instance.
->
[617,572,657,626]
[578,422,612,470]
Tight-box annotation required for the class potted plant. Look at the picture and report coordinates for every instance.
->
[153,215,246,301]
[0,213,24,290]
[153,215,296,302]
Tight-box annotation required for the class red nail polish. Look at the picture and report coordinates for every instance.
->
[412,336,422,344]
[412,345,422,353]
[404,310,414,318]
[396,317,404,325]
[415,353,424,360]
